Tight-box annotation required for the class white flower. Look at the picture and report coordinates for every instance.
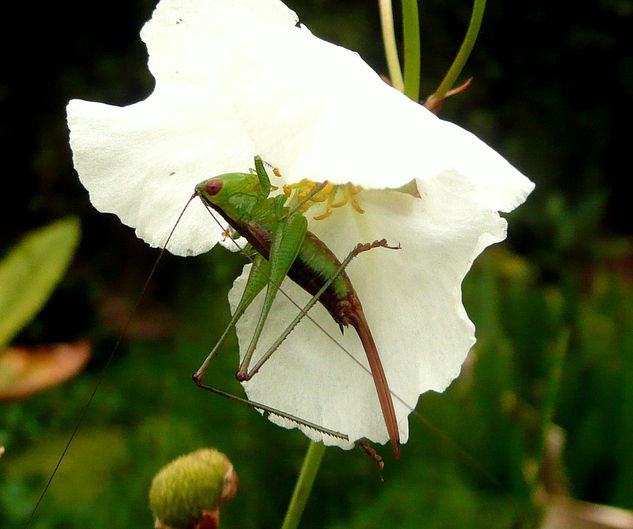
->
[67,0,534,449]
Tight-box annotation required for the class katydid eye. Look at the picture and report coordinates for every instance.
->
[205,178,222,196]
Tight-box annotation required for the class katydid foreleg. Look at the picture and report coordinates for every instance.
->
[236,208,307,379]
[193,254,271,383]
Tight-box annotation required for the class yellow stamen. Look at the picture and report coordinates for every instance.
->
[351,196,365,214]
[281,179,365,220]
[310,182,333,202]
[313,210,333,221]
[330,187,349,208]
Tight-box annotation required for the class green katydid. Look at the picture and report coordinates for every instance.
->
[191,155,402,459]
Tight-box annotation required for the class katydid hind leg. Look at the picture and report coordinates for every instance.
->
[194,373,349,442]
[243,239,397,380]
[347,240,402,459]
[350,308,401,459]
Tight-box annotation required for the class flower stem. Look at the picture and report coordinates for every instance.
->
[401,0,421,101]
[430,0,486,101]
[378,0,404,92]
[280,441,326,529]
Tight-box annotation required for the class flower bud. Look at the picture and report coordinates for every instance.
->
[149,448,238,529]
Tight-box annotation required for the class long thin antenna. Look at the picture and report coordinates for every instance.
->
[24,194,197,528]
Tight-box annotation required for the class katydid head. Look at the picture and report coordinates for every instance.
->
[195,172,260,206]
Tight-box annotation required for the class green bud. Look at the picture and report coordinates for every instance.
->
[149,448,238,529]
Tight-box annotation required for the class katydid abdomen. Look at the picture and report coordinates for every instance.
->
[195,159,401,458]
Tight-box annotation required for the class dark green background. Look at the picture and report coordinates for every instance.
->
[1,1,632,528]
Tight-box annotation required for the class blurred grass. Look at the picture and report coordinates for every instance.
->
[2,222,632,528]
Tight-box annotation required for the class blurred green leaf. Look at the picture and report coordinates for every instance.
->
[0,218,80,349]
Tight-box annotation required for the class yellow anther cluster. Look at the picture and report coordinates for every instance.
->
[280,179,365,220]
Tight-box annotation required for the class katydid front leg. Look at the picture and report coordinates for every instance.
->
[236,205,307,381]
[192,253,270,384]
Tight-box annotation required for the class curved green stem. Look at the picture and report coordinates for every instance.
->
[378,0,404,92]
[401,0,421,101]
[431,0,486,100]
[280,441,326,529]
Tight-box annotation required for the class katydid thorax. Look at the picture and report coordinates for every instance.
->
[192,156,402,459]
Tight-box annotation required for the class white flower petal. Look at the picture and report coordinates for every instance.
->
[69,0,533,257]
[138,0,533,214]
[68,86,256,256]
[229,170,507,448]
[141,0,299,88]
[69,0,535,449]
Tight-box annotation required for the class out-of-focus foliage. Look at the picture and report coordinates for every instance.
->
[0,218,85,402]
[2,242,632,528]
[0,342,90,402]
[0,218,80,349]
[1,0,630,527]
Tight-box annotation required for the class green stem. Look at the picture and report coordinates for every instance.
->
[280,441,326,529]
[378,0,404,92]
[431,0,486,100]
[401,0,421,101]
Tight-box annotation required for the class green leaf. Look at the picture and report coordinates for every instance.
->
[0,218,80,349]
